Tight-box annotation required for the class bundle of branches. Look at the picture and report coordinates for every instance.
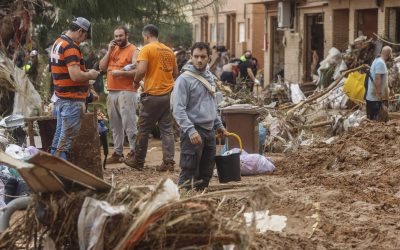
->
[0,187,146,249]
[130,199,244,249]
[262,110,301,153]
[343,38,376,68]
[0,180,250,250]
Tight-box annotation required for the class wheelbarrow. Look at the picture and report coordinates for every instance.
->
[215,132,242,183]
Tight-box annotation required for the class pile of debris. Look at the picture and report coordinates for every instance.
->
[220,35,400,154]
[0,176,259,249]
[0,51,42,117]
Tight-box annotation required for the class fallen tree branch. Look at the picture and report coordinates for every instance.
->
[373,33,400,46]
[286,65,368,116]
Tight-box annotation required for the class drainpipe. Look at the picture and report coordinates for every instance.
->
[0,196,32,233]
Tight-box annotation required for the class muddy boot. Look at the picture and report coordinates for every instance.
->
[124,156,144,170]
[156,160,175,172]
[106,152,124,165]
[124,150,135,162]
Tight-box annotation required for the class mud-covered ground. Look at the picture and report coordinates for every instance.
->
[104,120,400,249]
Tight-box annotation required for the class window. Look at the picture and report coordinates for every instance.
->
[386,7,400,43]
[218,23,225,44]
[211,23,217,42]
[239,22,245,42]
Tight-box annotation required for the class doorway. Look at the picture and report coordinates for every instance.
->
[270,16,285,82]
[304,13,324,82]
[226,14,236,56]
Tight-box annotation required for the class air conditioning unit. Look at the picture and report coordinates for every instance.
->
[278,1,292,28]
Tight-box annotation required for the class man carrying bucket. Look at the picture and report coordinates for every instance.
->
[172,42,228,190]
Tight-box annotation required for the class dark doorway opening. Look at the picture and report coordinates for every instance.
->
[227,14,236,56]
[270,16,285,82]
[305,13,324,82]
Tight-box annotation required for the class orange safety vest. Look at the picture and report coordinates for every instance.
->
[50,35,88,100]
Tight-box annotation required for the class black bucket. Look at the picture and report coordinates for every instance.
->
[215,152,241,183]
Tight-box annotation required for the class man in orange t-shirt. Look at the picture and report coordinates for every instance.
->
[99,26,139,165]
[125,24,178,171]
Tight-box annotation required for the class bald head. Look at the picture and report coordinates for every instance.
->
[381,46,392,61]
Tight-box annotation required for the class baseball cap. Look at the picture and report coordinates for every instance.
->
[72,17,91,38]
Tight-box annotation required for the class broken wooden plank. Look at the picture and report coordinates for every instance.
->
[31,167,65,192]
[0,152,65,192]
[27,151,111,191]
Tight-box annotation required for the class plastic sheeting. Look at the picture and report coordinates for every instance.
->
[290,83,306,104]
[78,197,127,250]
[0,51,42,117]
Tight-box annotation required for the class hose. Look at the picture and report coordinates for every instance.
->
[0,196,31,233]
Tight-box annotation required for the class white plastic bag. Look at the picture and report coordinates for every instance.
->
[5,144,31,159]
[78,197,127,250]
[5,144,38,160]
[240,153,275,175]
[290,83,306,104]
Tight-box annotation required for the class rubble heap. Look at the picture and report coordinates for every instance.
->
[273,119,400,249]
[0,179,259,249]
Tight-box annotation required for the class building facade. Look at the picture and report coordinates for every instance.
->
[192,0,400,85]
[192,0,265,68]
[259,0,400,85]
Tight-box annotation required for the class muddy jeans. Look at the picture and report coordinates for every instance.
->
[178,126,216,190]
[107,91,138,155]
[51,99,85,155]
[133,93,175,165]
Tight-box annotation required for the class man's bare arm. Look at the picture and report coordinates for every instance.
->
[68,65,99,82]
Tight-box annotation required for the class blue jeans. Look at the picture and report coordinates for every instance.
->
[51,99,85,158]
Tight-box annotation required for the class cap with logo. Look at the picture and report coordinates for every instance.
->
[71,17,92,38]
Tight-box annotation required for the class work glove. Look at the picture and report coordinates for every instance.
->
[255,79,261,86]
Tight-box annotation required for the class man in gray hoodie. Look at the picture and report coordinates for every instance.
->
[173,42,227,190]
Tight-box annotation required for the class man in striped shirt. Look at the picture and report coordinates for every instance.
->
[50,17,99,160]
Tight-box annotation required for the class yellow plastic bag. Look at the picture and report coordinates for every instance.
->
[342,71,366,103]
